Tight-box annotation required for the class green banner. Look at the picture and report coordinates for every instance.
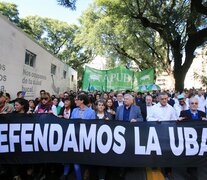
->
[82,66,154,92]
[82,66,106,92]
[135,68,154,86]
[106,66,134,91]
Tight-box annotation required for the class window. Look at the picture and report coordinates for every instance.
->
[51,64,57,75]
[25,50,36,67]
[63,70,67,79]
[71,75,74,82]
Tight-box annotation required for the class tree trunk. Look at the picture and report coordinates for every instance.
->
[173,47,196,92]
[174,69,186,92]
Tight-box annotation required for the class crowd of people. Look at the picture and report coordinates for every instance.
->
[0,88,207,180]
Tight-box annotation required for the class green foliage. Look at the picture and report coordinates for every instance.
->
[0,2,19,23]
[77,2,169,73]
[0,1,94,88]
[57,0,76,10]
[194,72,207,87]
[20,16,94,86]
[77,0,207,90]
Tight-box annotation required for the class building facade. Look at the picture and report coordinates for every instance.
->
[0,14,77,99]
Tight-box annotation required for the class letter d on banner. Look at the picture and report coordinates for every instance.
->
[49,124,63,151]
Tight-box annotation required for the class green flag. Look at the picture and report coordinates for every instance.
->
[106,66,134,91]
[82,66,106,91]
[136,68,154,86]
[82,66,134,92]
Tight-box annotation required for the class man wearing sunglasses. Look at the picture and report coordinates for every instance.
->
[172,97,207,180]
[178,97,207,121]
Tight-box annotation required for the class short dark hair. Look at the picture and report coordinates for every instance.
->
[78,94,89,105]
[95,99,106,106]
[17,91,23,96]
[158,92,168,97]
[40,90,46,94]
[5,93,10,99]
[15,98,29,113]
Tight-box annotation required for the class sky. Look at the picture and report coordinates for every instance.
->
[3,0,94,24]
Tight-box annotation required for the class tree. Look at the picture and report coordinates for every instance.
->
[77,2,172,79]
[194,45,207,87]
[0,2,19,23]
[57,0,77,9]
[0,1,94,88]
[104,0,207,91]
[0,2,33,34]
[20,16,94,87]
[78,0,207,91]
[22,16,75,55]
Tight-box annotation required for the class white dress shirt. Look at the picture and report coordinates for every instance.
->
[173,98,179,105]
[118,101,124,106]
[147,102,177,121]
[58,100,64,108]
[174,103,189,119]
[195,95,206,112]
[146,105,154,121]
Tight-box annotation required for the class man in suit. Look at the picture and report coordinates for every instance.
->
[178,97,206,121]
[172,97,207,180]
[140,95,154,121]
[168,93,175,107]
[114,92,124,111]
[115,93,145,179]
[115,93,143,122]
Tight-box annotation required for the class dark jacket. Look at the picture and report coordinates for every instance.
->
[95,111,113,120]
[180,109,206,120]
[113,101,123,111]
[59,107,73,119]
[140,103,154,121]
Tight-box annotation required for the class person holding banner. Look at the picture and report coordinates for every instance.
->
[115,94,143,122]
[115,94,145,179]
[172,97,207,180]
[140,95,154,121]
[13,98,29,113]
[95,99,113,120]
[93,99,113,180]
[58,96,75,119]
[147,92,177,121]
[177,97,206,121]
[34,92,57,115]
[146,92,177,179]
[71,93,96,119]
[64,94,95,180]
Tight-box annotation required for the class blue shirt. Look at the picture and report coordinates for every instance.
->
[190,109,199,120]
[123,105,131,121]
[71,106,96,120]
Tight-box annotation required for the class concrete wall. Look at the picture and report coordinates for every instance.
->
[0,14,77,99]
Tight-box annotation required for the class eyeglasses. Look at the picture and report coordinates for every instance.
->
[190,102,198,105]
[41,98,48,100]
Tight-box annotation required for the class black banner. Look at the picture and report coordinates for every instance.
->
[0,114,207,167]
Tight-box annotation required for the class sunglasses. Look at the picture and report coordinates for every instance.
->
[41,97,48,100]
[190,102,198,105]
